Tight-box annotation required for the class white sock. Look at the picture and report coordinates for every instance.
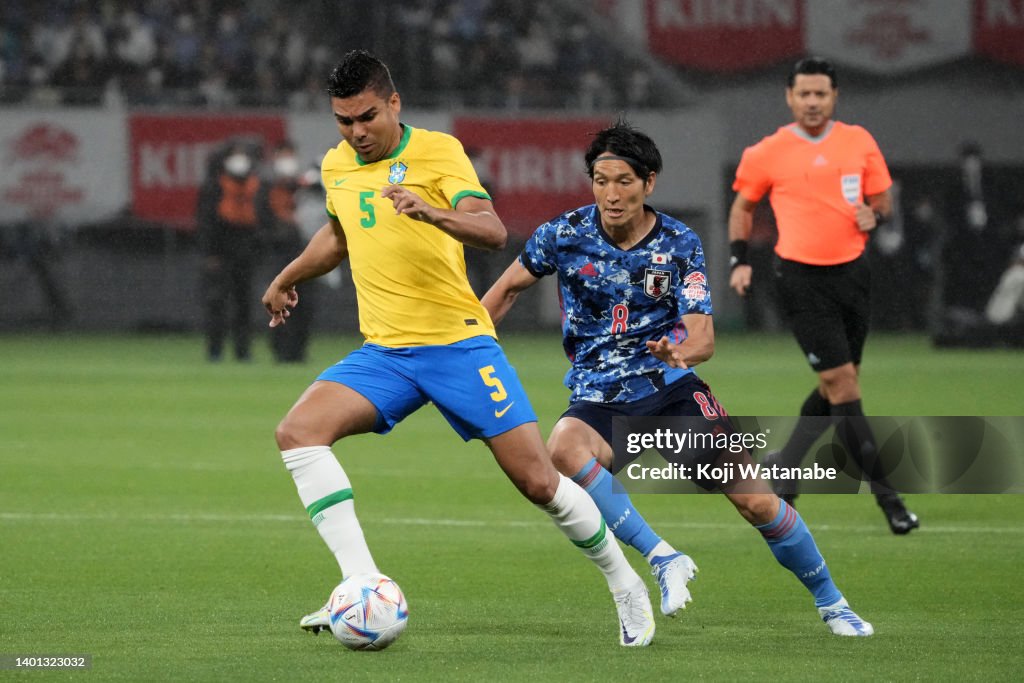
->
[645,540,678,565]
[281,446,378,578]
[540,474,640,593]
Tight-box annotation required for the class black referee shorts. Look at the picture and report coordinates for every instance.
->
[774,254,870,372]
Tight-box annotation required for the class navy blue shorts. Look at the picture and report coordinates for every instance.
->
[316,335,537,441]
[561,374,728,443]
[562,374,736,490]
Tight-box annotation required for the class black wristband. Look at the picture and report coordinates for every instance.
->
[873,211,887,227]
[729,240,749,270]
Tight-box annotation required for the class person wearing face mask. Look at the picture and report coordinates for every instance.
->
[196,140,263,362]
[257,140,310,363]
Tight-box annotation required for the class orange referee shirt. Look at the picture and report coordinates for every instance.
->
[733,121,892,265]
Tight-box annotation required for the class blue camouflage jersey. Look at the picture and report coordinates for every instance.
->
[520,204,713,404]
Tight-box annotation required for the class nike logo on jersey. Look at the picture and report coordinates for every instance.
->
[494,402,515,418]
[333,178,347,186]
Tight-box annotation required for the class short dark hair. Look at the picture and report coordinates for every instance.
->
[584,118,662,180]
[326,50,396,99]
[788,57,838,89]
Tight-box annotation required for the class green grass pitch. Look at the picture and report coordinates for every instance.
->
[1,332,1022,681]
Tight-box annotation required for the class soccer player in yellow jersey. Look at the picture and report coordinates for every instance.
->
[260,50,655,647]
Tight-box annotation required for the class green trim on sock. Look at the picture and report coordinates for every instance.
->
[571,519,607,549]
[305,489,353,519]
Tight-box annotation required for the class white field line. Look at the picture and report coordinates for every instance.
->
[0,511,1021,535]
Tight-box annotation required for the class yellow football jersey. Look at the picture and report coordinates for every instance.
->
[322,125,497,347]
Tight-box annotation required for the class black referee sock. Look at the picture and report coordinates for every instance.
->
[775,388,832,468]
[831,399,894,495]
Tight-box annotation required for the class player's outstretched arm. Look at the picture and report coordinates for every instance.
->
[728,194,758,297]
[381,185,507,250]
[646,313,715,369]
[481,260,541,326]
[262,217,348,327]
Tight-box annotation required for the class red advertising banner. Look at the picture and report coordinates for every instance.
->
[644,0,803,71]
[453,117,609,237]
[129,113,285,227]
[975,0,1024,65]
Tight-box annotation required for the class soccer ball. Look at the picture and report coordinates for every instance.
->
[328,573,409,651]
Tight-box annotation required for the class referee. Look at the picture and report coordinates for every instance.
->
[728,57,919,534]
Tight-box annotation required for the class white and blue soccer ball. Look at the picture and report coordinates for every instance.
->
[328,573,409,651]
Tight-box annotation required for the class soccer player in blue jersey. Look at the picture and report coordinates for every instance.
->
[482,119,873,636]
[261,52,655,647]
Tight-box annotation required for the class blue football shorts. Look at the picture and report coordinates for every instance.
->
[316,335,537,441]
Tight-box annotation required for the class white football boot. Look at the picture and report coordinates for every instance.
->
[613,578,656,647]
[818,598,874,636]
[650,552,698,616]
[299,600,330,634]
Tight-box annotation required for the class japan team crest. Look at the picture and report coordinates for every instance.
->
[644,268,672,300]
[388,161,408,184]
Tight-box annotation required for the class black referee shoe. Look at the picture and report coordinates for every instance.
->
[876,493,920,535]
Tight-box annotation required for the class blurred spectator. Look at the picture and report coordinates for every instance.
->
[934,143,1024,346]
[257,141,310,363]
[56,8,107,68]
[52,41,106,105]
[280,25,310,89]
[899,193,941,331]
[985,243,1024,346]
[578,67,612,112]
[198,65,234,109]
[164,13,202,90]
[112,11,156,73]
[0,219,74,330]
[197,139,263,362]
[26,58,60,106]
[214,9,250,87]
[1,0,647,110]
[464,18,517,107]
[517,19,557,82]
[942,142,1014,315]
[287,71,324,111]
[625,66,654,109]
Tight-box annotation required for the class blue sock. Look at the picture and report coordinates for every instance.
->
[756,500,843,607]
[570,458,661,557]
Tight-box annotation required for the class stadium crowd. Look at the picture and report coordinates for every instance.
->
[0,0,658,110]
